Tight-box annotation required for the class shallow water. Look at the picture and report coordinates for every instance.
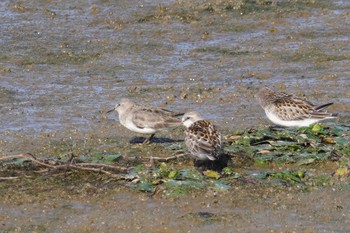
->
[0,0,350,232]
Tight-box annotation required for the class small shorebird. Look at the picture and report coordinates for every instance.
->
[255,86,337,127]
[107,98,184,144]
[182,111,222,161]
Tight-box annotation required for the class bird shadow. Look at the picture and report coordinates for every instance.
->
[269,125,288,131]
[129,137,183,144]
[194,153,232,172]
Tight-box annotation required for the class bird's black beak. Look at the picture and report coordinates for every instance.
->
[106,108,115,114]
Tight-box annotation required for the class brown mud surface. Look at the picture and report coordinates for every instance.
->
[2,180,350,233]
[0,0,350,232]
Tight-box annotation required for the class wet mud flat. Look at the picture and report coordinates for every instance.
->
[0,0,350,232]
[1,180,350,233]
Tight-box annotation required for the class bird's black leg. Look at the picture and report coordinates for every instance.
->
[142,134,155,144]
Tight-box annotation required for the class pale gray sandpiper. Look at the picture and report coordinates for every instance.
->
[255,86,337,127]
[182,111,222,161]
[107,98,184,144]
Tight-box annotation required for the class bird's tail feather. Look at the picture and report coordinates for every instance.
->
[315,102,333,111]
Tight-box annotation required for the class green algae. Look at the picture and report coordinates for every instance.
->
[2,123,349,195]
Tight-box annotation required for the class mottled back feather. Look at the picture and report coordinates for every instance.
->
[185,120,222,160]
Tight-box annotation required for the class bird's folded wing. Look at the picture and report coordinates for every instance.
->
[273,98,313,121]
[132,108,181,129]
[188,133,215,154]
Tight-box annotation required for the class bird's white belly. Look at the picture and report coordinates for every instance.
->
[121,120,156,134]
[265,111,319,127]
[191,153,211,160]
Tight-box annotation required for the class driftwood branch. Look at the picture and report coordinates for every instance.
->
[146,151,187,162]
[0,150,192,182]
[0,153,129,179]
[0,176,19,180]
[0,154,28,161]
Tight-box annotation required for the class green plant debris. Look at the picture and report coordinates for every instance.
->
[222,167,240,178]
[271,170,305,184]
[335,166,349,177]
[203,170,221,179]
[212,180,231,191]
[1,123,349,195]
[136,181,155,192]
[91,154,122,164]
[340,183,350,190]
[226,123,350,166]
